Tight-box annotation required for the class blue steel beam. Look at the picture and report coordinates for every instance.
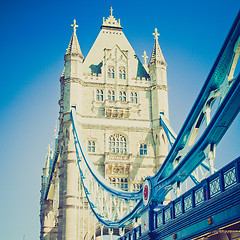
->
[160,114,177,147]
[120,157,240,240]
[71,107,145,228]
[71,107,142,200]
[152,73,240,202]
[43,145,60,200]
[154,10,240,182]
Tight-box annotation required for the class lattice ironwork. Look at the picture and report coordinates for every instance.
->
[157,212,163,227]
[164,208,171,222]
[174,201,182,217]
[224,167,237,189]
[195,187,204,206]
[209,177,221,197]
[184,195,192,212]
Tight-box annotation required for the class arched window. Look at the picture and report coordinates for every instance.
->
[96,89,103,101]
[124,178,128,191]
[140,143,147,155]
[119,91,126,102]
[119,67,126,79]
[88,140,95,153]
[108,90,115,101]
[134,92,137,104]
[108,66,115,78]
[130,92,138,104]
[109,134,127,154]
[119,91,122,101]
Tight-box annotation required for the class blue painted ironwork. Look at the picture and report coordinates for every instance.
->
[71,107,144,228]
[209,176,221,197]
[160,113,177,147]
[119,156,240,240]
[153,10,240,183]
[43,145,59,200]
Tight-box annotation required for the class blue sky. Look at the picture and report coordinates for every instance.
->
[0,1,239,239]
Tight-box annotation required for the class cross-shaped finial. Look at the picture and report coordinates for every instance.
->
[153,28,160,40]
[142,51,148,65]
[110,7,113,16]
[71,19,78,33]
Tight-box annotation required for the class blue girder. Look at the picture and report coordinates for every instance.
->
[152,74,240,202]
[71,107,144,228]
[155,11,240,182]
[71,107,142,200]
[160,113,177,147]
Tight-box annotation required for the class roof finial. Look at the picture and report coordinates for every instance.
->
[142,51,148,66]
[153,28,160,40]
[102,8,122,29]
[71,19,78,33]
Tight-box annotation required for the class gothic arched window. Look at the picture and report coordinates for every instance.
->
[96,89,104,101]
[108,66,115,78]
[140,143,147,155]
[108,90,115,101]
[119,91,126,102]
[119,67,126,79]
[109,134,127,154]
[88,140,95,153]
[109,177,128,191]
[130,92,138,104]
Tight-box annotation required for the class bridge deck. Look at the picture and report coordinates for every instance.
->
[120,157,240,240]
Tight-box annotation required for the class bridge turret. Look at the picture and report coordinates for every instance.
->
[149,28,169,168]
[59,19,84,117]
[64,19,84,78]
[57,19,84,239]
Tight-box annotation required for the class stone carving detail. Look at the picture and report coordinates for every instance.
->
[105,107,130,118]
[113,166,124,174]
[106,163,129,176]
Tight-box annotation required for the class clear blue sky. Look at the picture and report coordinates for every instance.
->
[0,1,239,239]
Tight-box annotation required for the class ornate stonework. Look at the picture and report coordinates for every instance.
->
[41,8,170,240]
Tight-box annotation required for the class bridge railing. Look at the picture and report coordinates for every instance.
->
[118,156,240,240]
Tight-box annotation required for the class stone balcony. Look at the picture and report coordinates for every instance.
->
[104,100,130,118]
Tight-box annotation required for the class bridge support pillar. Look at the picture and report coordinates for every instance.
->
[140,203,157,239]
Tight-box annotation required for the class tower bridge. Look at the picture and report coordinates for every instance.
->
[40,9,240,240]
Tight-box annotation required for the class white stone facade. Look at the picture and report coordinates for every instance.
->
[40,9,170,240]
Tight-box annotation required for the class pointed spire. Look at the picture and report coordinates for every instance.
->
[61,67,65,78]
[149,28,166,66]
[65,19,84,59]
[142,50,148,66]
[142,50,149,72]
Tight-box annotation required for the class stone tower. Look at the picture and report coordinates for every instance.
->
[40,8,170,240]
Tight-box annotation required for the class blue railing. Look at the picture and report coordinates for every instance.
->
[119,156,240,240]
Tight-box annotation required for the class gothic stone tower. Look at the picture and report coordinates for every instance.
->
[40,9,169,240]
